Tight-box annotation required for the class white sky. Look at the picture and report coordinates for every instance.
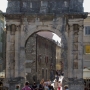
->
[0,0,90,43]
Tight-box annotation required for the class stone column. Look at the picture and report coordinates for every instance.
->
[68,19,84,90]
[10,24,16,78]
[5,24,16,90]
[15,25,20,77]
[68,24,74,79]
[78,24,83,79]
[19,18,27,79]
[6,25,11,78]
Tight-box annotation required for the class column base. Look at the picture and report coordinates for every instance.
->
[3,77,25,90]
[69,84,84,90]
[68,78,84,90]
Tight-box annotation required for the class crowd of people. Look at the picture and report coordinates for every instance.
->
[15,78,69,90]
[15,79,54,90]
[15,70,68,90]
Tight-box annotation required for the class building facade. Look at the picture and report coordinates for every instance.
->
[83,15,90,89]
[25,34,56,84]
[56,45,62,71]
[0,11,5,74]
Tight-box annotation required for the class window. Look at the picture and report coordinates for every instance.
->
[85,26,90,35]
[42,69,44,78]
[46,69,47,80]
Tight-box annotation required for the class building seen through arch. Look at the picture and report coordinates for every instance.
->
[25,33,60,84]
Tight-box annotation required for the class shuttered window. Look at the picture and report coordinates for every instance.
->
[85,26,90,35]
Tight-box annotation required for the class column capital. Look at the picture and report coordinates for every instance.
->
[79,25,84,31]
[68,24,73,32]
[16,25,21,31]
[6,25,10,31]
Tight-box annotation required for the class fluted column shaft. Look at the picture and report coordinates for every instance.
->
[15,25,20,77]
[68,25,74,78]
[6,25,11,78]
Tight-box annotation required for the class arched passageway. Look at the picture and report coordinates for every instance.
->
[25,31,61,84]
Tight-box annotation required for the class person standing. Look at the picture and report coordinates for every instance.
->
[48,83,54,90]
[22,82,31,90]
[64,85,69,90]
[38,79,44,90]
[54,79,58,90]
[44,82,49,90]
[15,85,20,90]
[32,82,37,90]
[58,81,62,90]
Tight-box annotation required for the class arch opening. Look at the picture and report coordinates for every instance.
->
[25,30,64,86]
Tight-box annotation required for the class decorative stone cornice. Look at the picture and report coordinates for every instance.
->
[4,13,55,21]
[65,12,88,19]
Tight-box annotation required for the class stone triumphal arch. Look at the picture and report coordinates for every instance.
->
[5,0,87,90]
